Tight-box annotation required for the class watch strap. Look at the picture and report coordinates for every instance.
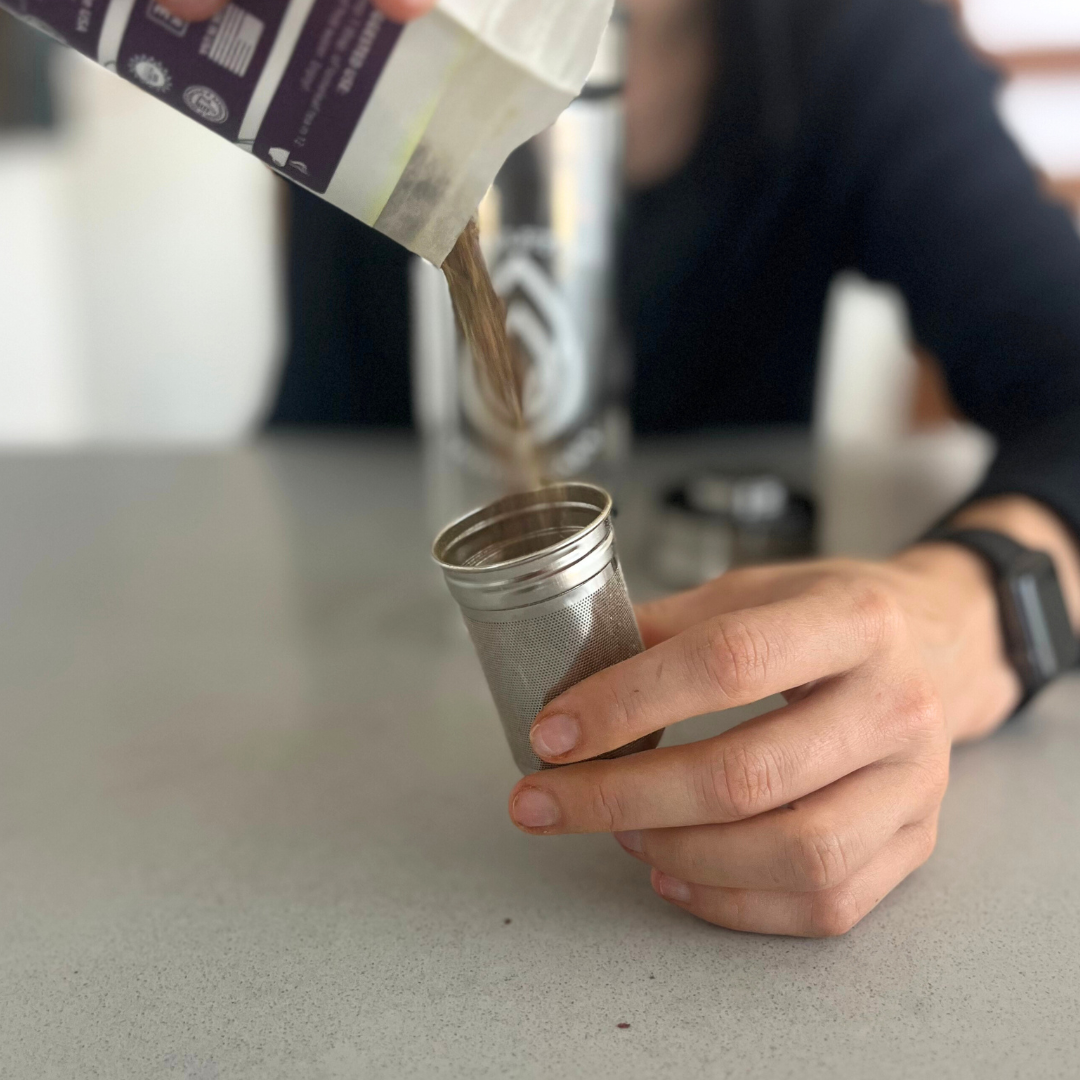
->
[922,527,1031,575]
[923,525,1079,705]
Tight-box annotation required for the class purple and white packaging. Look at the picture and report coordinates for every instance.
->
[1,0,614,264]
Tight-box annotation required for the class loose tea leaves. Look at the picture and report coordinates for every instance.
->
[442,219,544,490]
[442,219,526,430]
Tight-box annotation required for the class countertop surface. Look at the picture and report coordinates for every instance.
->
[1,437,1078,1079]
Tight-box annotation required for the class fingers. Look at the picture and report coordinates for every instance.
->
[650,818,939,937]
[372,0,436,20]
[615,758,947,892]
[159,0,434,21]
[158,0,228,20]
[530,577,897,764]
[511,671,941,835]
[636,565,793,648]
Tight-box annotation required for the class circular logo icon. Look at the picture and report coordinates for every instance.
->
[128,55,172,92]
[183,86,229,125]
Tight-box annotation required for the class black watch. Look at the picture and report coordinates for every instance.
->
[923,527,1079,705]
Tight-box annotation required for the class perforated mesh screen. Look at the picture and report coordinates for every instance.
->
[465,569,662,774]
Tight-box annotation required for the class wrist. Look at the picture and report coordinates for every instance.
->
[890,493,1080,742]
[948,496,1080,631]
[888,542,1022,742]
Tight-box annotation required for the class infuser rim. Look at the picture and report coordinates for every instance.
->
[432,482,611,573]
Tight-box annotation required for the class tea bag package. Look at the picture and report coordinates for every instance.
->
[1,0,614,263]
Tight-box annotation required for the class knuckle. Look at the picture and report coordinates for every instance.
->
[916,757,951,804]
[848,578,904,643]
[912,819,940,865]
[697,616,772,701]
[708,741,782,820]
[599,677,636,741]
[727,888,753,931]
[808,887,864,938]
[789,821,852,892]
[894,675,946,741]
[590,775,625,832]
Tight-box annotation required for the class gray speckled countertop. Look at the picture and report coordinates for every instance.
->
[0,437,1078,1079]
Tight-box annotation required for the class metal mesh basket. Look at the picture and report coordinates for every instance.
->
[434,483,663,774]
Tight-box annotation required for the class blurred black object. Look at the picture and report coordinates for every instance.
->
[267,187,413,429]
[648,472,815,590]
[0,13,54,130]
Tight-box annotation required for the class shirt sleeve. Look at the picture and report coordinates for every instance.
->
[824,0,1080,542]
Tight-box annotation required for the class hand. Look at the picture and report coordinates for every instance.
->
[161,0,434,25]
[507,536,1032,937]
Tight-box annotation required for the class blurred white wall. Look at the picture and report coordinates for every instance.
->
[0,136,85,443]
[814,274,995,558]
[999,76,1080,180]
[0,48,284,445]
[962,0,1080,194]
[962,0,1080,52]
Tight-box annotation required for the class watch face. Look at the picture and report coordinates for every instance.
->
[1006,552,1080,685]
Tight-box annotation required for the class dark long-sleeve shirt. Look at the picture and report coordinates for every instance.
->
[274,0,1080,540]
[622,0,1080,538]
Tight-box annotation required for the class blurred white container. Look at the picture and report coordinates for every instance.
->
[0,135,86,444]
[814,272,995,557]
[0,50,284,445]
[55,53,286,443]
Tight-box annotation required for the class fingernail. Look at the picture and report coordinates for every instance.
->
[654,872,692,904]
[530,714,580,759]
[511,787,560,829]
[615,830,644,854]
